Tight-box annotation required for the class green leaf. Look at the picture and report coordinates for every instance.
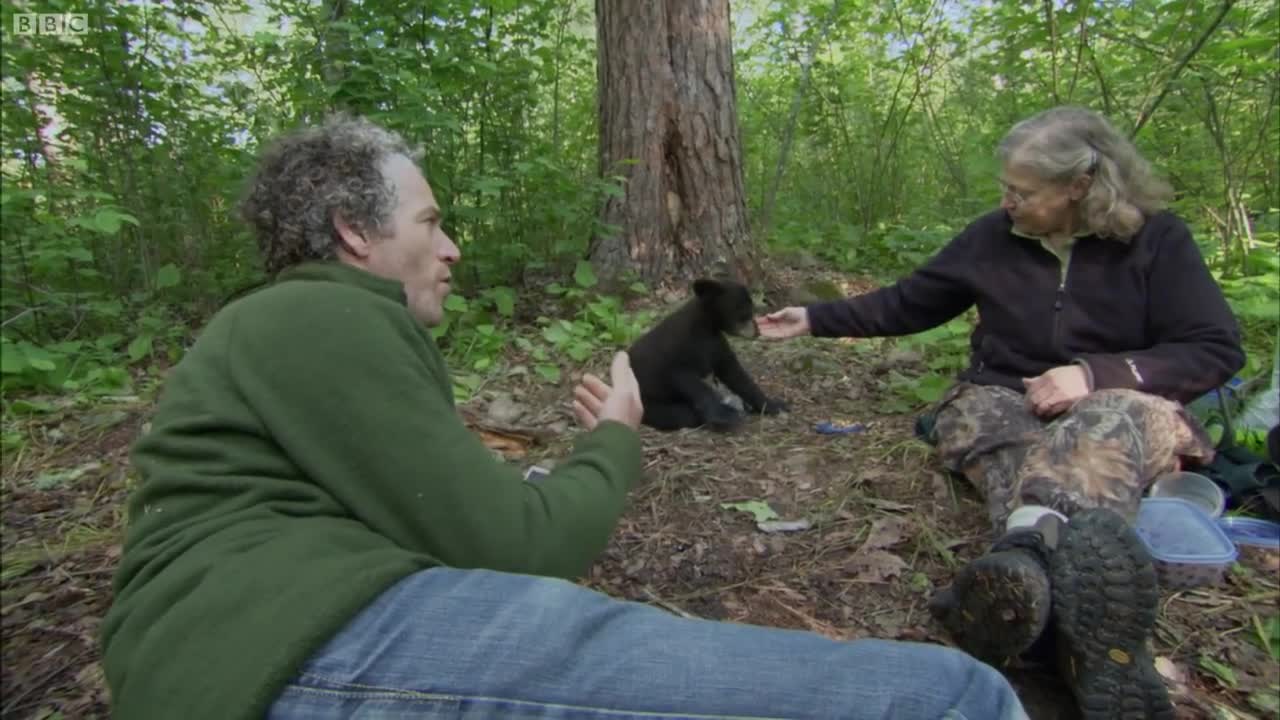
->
[489,287,516,317]
[91,208,138,234]
[912,374,952,403]
[542,324,571,345]
[1,342,29,374]
[90,300,124,318]
[95,210,122,234]
[155,264,181,289]
[1249,688,1280,716]
[878,396,916,414]
[1198,655,1238,688]
[9,398,55,414]
[67,247,94,262]
[573,261,598,288]
[1253,615,1280,661]
[34,461,102,490]
[128,334,154,362]
[909,572,932,593]
[18,342,56,371]
[720,500,780,523]
[444,294,468,312]
[535,363,561,383]
[566,342,592,362]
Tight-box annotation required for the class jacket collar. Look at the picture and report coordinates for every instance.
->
[1005,211,1131,245]
[276,261,409,306]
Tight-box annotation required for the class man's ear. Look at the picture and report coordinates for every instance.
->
[333,213,371,260]
[692,278,723,299]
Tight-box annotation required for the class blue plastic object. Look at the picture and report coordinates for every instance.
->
[1135,498,1237,562]
[814,421,866,435]
[1217,516,1280,550]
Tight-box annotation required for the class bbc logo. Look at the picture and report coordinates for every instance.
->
[13,13,89,36]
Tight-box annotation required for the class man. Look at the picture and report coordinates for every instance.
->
[100,114,1028,720]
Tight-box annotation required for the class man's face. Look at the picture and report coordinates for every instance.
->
[345,154,460,326]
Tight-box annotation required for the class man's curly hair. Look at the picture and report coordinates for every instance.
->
[238,114,425,275]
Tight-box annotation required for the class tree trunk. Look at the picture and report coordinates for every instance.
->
[591,0,757,290]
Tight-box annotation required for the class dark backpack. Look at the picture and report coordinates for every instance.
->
[1188,384,1280,520]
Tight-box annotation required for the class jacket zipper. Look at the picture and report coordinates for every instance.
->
[1053,252,1072,352]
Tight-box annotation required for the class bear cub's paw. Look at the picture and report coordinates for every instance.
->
[705,403,746,432]
[758,397,790,415]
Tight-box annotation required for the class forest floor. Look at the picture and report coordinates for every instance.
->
[2,264,1277,720]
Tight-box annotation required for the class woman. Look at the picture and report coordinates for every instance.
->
[759,106,1244,719]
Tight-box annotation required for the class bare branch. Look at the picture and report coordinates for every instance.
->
[1088,46,1114,116]
[1130,0,1238,138]
[1066,3,1090,101]
[2,308,41,329]
[758,0,845,238]
[1043,0,1060,104]
[1091,27,1170,59]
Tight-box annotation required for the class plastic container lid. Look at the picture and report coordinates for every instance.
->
[1134,497,1239,565]
[1217,516,1280,550]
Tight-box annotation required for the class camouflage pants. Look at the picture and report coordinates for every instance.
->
[932,383,1216,533]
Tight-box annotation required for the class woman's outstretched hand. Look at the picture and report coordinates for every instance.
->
[756,307,811,339]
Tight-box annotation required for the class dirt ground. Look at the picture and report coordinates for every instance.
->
[2,269,1278,720]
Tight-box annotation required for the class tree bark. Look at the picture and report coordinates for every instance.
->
[592,0,757,289]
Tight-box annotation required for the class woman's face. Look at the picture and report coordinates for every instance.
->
[999,164,1083,236]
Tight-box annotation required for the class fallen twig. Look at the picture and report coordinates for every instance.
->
[641,585,698,620]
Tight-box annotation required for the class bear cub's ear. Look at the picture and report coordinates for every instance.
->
[692,278,724,299]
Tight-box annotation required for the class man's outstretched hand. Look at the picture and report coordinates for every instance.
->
[756,307,811,339]
[1023,365,1091,418]
[573,351,644,431]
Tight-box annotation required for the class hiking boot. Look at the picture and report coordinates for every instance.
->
[1050,507,1174,720]
[928,520,1057,665]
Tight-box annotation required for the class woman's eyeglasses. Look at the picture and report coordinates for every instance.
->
[999,181,1042,206]
[1000,151,1099,207]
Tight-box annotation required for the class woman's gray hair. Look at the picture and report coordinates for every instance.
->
[997,106,1173,239]
[238,114,424,274]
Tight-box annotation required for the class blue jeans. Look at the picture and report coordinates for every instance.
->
[269,568,1029,719]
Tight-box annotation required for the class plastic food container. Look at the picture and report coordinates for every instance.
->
[1133,497,1238,589]
[1147,471,1226,518]
[1217,516,1280,550]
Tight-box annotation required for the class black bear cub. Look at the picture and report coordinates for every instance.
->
[628,278,788,431]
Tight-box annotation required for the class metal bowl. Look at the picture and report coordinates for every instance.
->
[1148,471,1226,518]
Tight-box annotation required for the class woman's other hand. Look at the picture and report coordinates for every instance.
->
[1022,365,1091,417]
[756,307,811,339]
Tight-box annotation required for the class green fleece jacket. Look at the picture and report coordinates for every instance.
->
[100,261,642,720]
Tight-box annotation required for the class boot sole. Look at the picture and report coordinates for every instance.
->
[942,551,1051,664]
[1050,508,1174,720]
